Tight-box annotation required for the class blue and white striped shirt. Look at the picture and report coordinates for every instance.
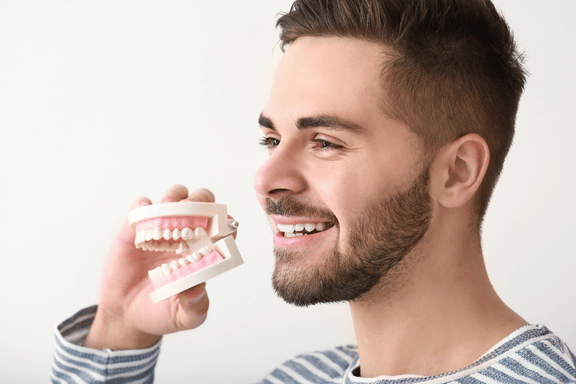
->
[52,306,576,383]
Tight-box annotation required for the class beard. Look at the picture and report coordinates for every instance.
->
[266,166,432,307]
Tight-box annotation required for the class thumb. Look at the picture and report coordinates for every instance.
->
[175,283,210,330]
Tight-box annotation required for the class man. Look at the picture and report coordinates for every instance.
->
[52,0,576,383]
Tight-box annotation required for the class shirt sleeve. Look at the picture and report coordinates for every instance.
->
[51,305,161,384]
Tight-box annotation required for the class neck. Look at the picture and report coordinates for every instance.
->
[348,222,526,378]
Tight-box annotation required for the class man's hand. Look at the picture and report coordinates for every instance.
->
[84,184,215,350]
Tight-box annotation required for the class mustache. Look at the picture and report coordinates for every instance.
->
[265,196,338,223]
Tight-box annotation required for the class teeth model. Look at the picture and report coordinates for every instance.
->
[128,201,243,303]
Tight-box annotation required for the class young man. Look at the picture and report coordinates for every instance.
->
[52,0,576,383]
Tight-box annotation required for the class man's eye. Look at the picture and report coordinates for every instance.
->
[313,139,343,150]
[259,136,280,148]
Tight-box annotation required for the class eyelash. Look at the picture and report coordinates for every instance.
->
[259,136,343,151]
[313,139,343,150]
[259,136,280,149]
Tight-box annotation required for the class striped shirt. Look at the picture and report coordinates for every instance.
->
[52,306,576,383]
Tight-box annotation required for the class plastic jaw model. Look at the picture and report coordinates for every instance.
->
[128,201,243,303]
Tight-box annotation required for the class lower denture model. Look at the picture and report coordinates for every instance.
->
[128,201,243,303]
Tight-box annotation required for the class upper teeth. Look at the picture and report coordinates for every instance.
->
[135,226,207,248]
[277,222,328,234]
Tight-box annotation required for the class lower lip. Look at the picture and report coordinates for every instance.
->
[272,227,334,248]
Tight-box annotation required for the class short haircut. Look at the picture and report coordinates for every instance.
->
[276,0,527,223]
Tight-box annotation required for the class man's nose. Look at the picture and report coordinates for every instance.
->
[253,144,306,200]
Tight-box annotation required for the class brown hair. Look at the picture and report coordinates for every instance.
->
[277,0,527,222]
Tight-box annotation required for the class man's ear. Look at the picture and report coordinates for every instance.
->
[433,134,490,209]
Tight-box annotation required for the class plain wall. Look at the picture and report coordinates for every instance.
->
[0,1,574,382]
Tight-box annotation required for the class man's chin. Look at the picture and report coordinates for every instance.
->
[271,248,369,307]
[272,276,335,307]
[271,250,332,307]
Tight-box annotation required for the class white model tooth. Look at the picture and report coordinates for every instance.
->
[159,242,170,251]
[187,252,201,263]
[316,222,326,231]
[155,267,164,280]
[172,228,181,240]
[135,229,144,243]
[304,223,316,232]
[181,227,193,240]
[161,264,172,276]
[152,227,163,240]
[198,245,212,256]
[178,258,190,267]
[294,224,304,232]
[170,260,180,270]
[194,227,206,239]
[148,270,157,282]
[145,228,153,241]
[171,242,179,250]
[163,228,172,240]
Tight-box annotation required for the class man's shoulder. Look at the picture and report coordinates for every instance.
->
[257,345,358,384]
[446,324,576,384]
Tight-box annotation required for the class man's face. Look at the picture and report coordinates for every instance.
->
[253,37,432,306]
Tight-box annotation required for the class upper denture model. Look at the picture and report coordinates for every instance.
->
[128,201,243,303]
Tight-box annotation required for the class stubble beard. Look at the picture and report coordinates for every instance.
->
[268,167,433,307]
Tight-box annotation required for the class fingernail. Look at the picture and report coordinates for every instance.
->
[189,291,206,305]
[140,201,150,206]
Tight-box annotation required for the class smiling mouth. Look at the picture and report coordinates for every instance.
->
[277,222,335,238]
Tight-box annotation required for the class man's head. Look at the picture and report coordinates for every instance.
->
[276,0,527,221]
[254,0,526,306]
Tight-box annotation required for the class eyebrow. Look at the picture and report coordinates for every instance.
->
[258,113,363,133]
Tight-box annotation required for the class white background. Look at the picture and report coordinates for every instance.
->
[0,1,574,382]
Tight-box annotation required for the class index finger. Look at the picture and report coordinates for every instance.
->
[160,184,189,203]
[184,188,215,203]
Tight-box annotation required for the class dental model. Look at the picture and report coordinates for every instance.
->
[128,201,243,303]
